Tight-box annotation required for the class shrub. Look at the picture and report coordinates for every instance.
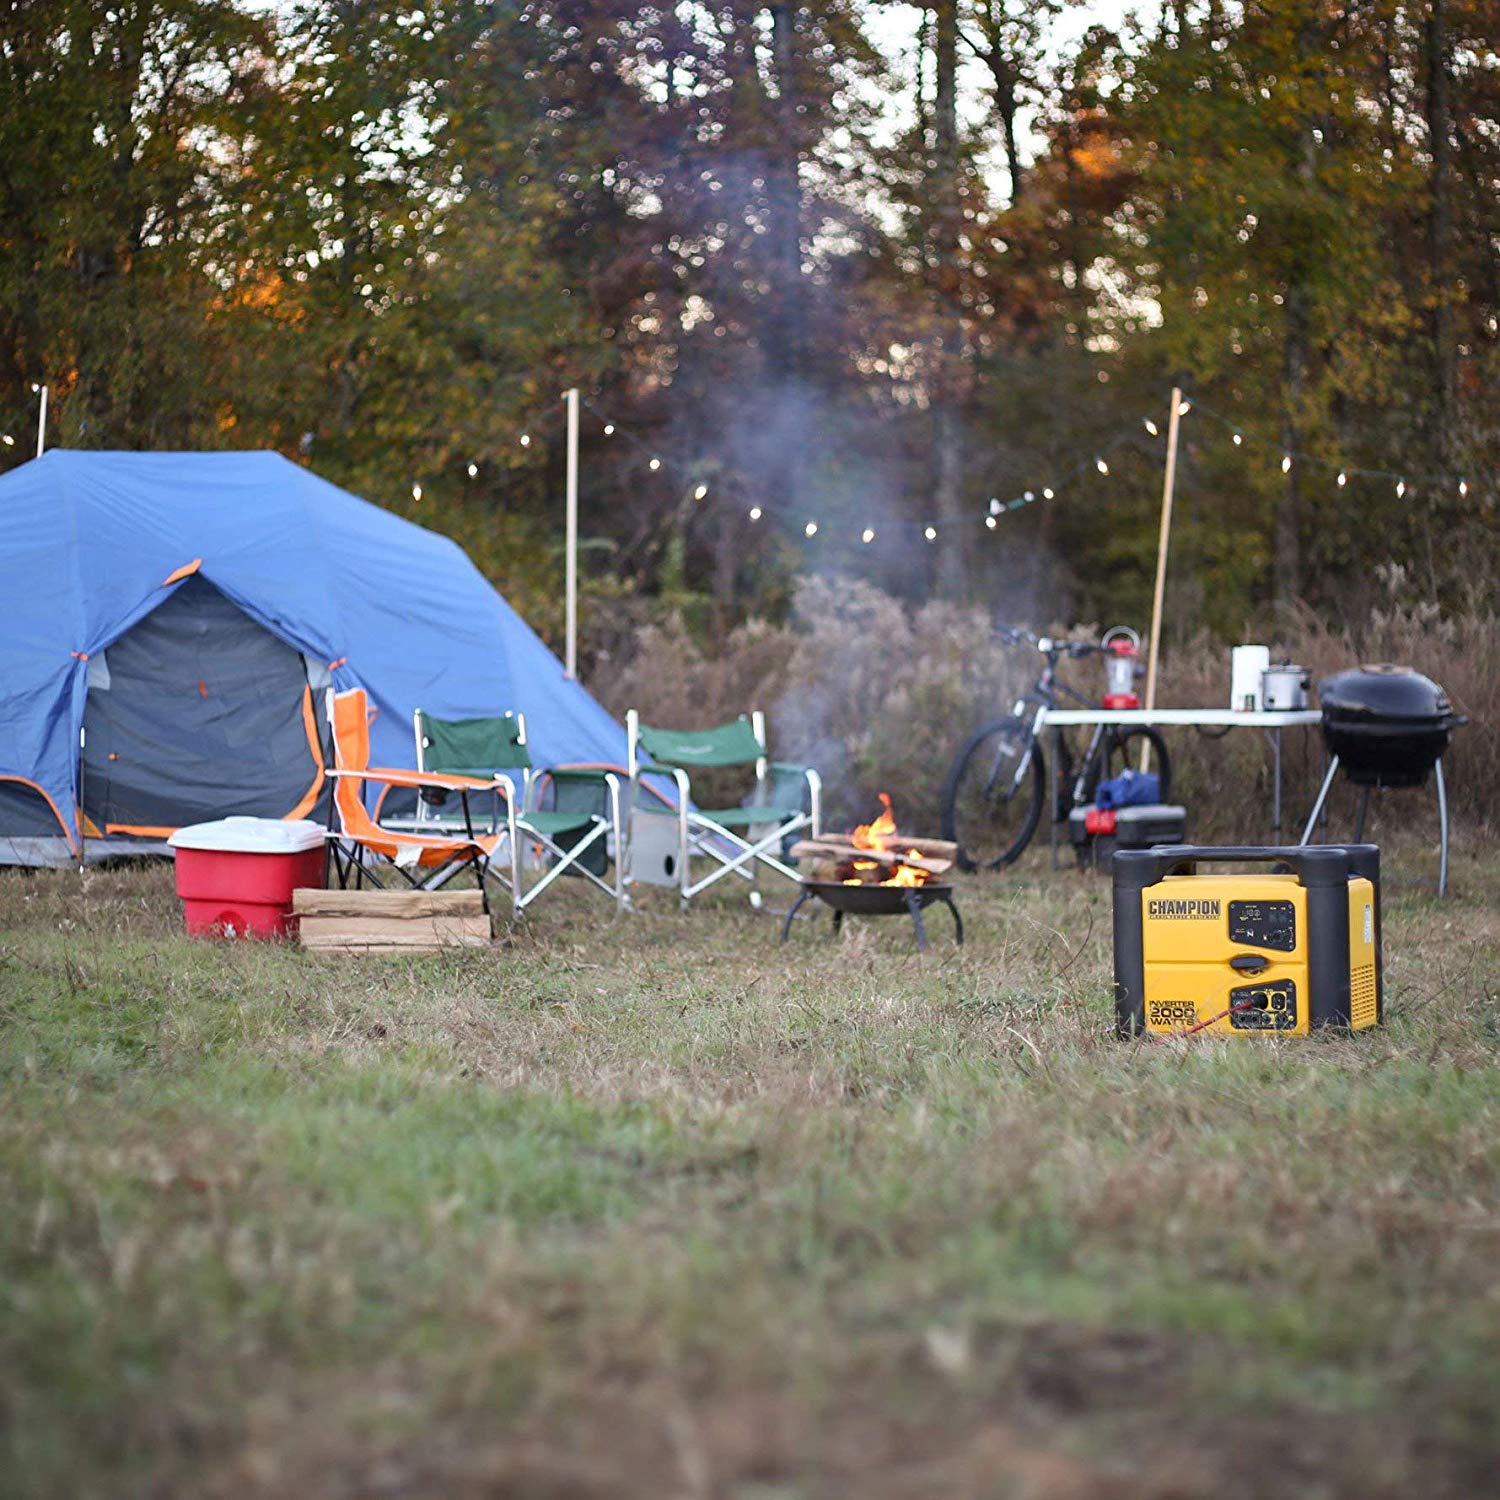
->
[595,574,1495,842]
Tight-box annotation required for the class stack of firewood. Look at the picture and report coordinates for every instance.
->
[789,833,957,885]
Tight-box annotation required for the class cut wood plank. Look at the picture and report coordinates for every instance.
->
[790,840,952,875]
[293,888,485,918]
[813,833,959,860]
[299,914,490,945]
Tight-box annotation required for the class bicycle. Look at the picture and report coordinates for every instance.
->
[940,624,1173,871]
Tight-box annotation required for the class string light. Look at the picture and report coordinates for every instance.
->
[1095,457,1109,475]
[1396,479,1406,498]
[1,435,12,447]
[749,506,762,521]
[1143,418,1159,436]
[1337,470,1347,487]
[519,433,531,447]
[1233,431,1243,445]
[1281,454,1292,473]
[861,527,875,544]
[648,457,661,471]
[1043,487,1055,500]
[924,525,937,541]
[603,423,615,435]
[989,498,1001,515]
[1459,479,1468,497]
[804,521,818,537]
[1178,399,1192,415]
[693,483,708,499]
[985,516,997,530]
[1024,490,1034,502]
[467,462,478,478]
[411,483,423,501]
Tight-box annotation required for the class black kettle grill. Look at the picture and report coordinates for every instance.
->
[1301,664,1466,894]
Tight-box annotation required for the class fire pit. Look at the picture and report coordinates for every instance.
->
[783,794,964,950]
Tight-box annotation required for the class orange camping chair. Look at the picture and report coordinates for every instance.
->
[325,688,504,912]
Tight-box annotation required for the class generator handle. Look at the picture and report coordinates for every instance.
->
[1114,844,1379,890]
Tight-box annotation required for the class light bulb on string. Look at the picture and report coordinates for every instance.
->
[1396,479,1406,498]
[1095,457,1109,475]
[1024,490,1034,502]
[693,483,708,499]
[603,423,615,435]
[1233,432,1243,445]
[989,498,1001,515]
[648,457,661,471]
[411,483,423,501]
[861,527,875,544]
[1043,487,1054,500]
[1,435,13,447]
[749,506,762,522]
[804,521,818,538]
[924,525,937,541]
[1281,454,1292,473]
[985,516,997,530]
[1459,479,1468,498]
[1143,418,1158,436]
[467,462,478,478]
[520,433,531,447]
[1337,471,1347,487]
[1178,399,1192,415]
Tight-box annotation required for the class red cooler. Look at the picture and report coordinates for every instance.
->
[168,818,328,939]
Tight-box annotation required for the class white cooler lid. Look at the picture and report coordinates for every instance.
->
[168,816,327,853]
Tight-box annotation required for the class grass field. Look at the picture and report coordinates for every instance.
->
[3,844,1499,1499]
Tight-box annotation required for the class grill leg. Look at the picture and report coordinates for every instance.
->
[1354,785,1371,842]
[1300,756,1340,845]
[904,890,929,951]
[1436,759,1449,898]
[780,888,812,944]
[832,909,844,938]
[941,894,964,946]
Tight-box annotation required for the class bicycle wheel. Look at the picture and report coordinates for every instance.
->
[1079,727,1173,805]
[941,717,1047,871]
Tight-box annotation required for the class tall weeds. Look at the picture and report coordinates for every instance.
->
[596,575,1495,841]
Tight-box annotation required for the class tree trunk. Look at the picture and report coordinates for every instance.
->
[1277,283,1307,608]
[931,0,968,600]
[1425,0,1454,468]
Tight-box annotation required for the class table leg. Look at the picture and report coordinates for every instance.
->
[1272,728,1282,840]
[1048,725,1061,871]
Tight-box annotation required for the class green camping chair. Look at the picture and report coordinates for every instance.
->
[414,710,627,916]
[625,709,821,908]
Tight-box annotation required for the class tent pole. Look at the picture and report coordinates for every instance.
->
[35,384,47,458]
[78,724,85,876]
[564,387,579,680]
[1140,385,1182,774]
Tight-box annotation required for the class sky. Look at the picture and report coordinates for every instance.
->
[863,2,1141,202]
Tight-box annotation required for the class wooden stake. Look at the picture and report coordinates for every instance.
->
[1140,386,1182,773]
[564,387,579,680]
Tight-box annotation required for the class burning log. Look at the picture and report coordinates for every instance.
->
[791,792,954,889]
[791,840,952,877]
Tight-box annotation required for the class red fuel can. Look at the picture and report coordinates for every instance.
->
[168,818,327,938]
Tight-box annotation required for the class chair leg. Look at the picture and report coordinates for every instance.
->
[1354,786,1371,843]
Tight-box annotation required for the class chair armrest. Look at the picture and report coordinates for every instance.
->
[328,767,509,794]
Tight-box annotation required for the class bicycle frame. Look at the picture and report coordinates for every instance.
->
[1004,668,1110,817]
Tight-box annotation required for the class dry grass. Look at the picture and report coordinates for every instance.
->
[2,844,1499,1498]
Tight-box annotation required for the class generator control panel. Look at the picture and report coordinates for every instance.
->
[1227,899,1296,951]
[1228,978,1298,1031]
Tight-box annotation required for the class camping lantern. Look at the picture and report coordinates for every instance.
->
[1102,626,1141,709]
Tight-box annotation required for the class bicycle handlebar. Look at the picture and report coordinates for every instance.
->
[995,622,1104,659]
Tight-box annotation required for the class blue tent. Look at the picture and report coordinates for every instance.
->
[0,449,626,864]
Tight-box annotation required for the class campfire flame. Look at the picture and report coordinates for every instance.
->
[841,793,932,887]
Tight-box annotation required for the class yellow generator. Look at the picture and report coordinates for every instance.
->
[1113,845,1382,1037]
